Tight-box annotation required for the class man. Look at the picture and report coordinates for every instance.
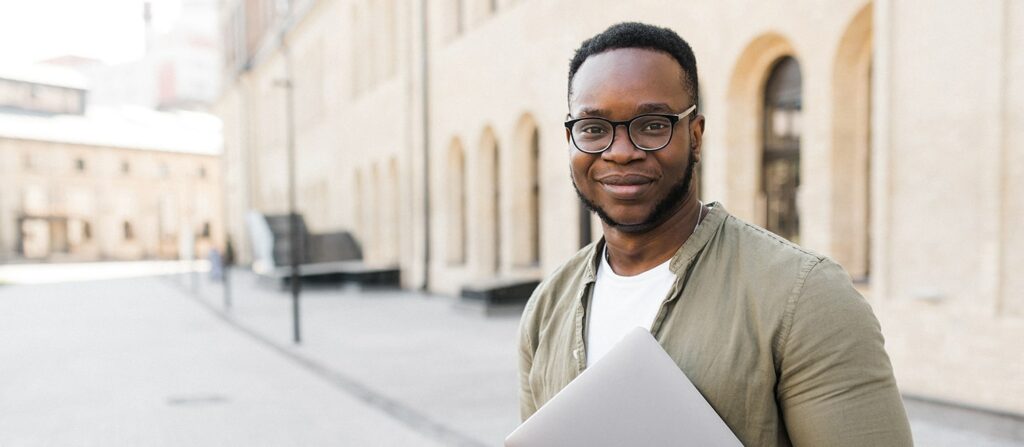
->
[518,22,913,446]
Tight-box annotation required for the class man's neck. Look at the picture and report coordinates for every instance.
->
[602,199,704,276]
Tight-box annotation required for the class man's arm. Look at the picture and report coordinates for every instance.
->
[776,259,913,446]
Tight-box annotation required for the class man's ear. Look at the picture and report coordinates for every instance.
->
[690,114,706,163]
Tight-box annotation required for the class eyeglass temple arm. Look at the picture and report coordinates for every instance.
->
[677,104,697,118]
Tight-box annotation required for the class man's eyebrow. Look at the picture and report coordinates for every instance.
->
[634,103,675,114]
[572,103,678,118]
[575,107,610,117]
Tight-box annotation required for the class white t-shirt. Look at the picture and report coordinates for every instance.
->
[585,247,676,368]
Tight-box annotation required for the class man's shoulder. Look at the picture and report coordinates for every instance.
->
[715,211,826,272]
[700,207,859,315]
[711,209,863,314]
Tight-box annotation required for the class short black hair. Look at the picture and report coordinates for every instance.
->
[568,22,698,111]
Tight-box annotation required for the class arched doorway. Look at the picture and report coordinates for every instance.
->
[369,163,381,262]
[832,4,873,281]
[354,168,364,246]
[724,33,797,223]
[446,140,467,264]
[527,127,540,266]
[695,87,705,200]
[386,157,400,264]
[512,114,540,268]
[762,56,803,243]
[476,127,501,276]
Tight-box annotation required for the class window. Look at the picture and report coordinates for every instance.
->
[445,0,464,40]
[159,163,169,178]
[350,4,366,97]
[75,158,86,172]
[761,56,802,243]
[198,166,207,179]
[83,221,92,241]
[201,222,211,238]
[455,0,465,35]
[123,221,134,240]
[121,161,131,175]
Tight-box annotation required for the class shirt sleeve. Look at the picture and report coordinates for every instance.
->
[776,258,914,446]
[518,299,539,421]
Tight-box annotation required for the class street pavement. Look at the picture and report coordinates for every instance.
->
[0,265,1021,446]
[0,275,445,447]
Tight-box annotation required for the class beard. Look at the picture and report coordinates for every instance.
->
[573,156,697,234]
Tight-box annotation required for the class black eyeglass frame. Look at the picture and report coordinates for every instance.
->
[564,104,698,154]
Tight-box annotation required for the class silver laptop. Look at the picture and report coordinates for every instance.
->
[505,327,742,447]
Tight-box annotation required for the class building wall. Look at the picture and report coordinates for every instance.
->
[218,0,1023,414]
[220,0,426,286]
[0,138,222,262]
[868,0,1024,414]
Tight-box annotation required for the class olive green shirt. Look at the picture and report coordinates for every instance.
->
[518,203,912,446]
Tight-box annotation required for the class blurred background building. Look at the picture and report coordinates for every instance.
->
[88,0,222,111]
[216,0,1023,417]
[0,0,224,262]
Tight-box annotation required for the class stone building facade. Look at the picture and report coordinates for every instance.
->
[0,65,223,262]
[217,0,1023,414]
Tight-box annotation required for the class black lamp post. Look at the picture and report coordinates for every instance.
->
[275,28,302,345]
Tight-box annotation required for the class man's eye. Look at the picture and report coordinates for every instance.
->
[643,122,668,131]
[580,125,608,134]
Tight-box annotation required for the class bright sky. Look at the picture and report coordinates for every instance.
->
[0,0,182,66]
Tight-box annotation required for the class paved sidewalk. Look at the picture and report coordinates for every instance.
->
[1,265,1021,446]
[184,269,1024,447]
[0,277,443,447]
[183,270,521,446]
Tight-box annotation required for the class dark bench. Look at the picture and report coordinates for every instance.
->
[460,276,540,308]
[246,212,400,287]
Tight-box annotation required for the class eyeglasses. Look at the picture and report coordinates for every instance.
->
[564,104,697,154]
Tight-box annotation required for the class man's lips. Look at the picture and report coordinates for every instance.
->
[596,174,655,199]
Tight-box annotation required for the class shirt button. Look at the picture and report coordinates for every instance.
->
[573,349,580,360]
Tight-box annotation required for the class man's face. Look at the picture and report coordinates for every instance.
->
[568,48,704,233]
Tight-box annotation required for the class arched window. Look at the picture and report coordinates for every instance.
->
[528,128,540,265]
[447,0,464,39]
[387,158,400,263]
[447,141,467,264]
[353,168,364,247]
[762,56,802,243]
[350,4,369,96]
[385,0,397,77]
[694,88,705,200]
[369,163,381,262]
[578,199,592,249]
[512,116,540,267]
[492,138,501,272]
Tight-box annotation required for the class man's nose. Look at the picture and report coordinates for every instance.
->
[601,124,646,164]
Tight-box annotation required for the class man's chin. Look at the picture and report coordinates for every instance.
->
[595,209,660,233]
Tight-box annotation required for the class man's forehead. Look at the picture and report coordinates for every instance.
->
[569,48,689,117]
